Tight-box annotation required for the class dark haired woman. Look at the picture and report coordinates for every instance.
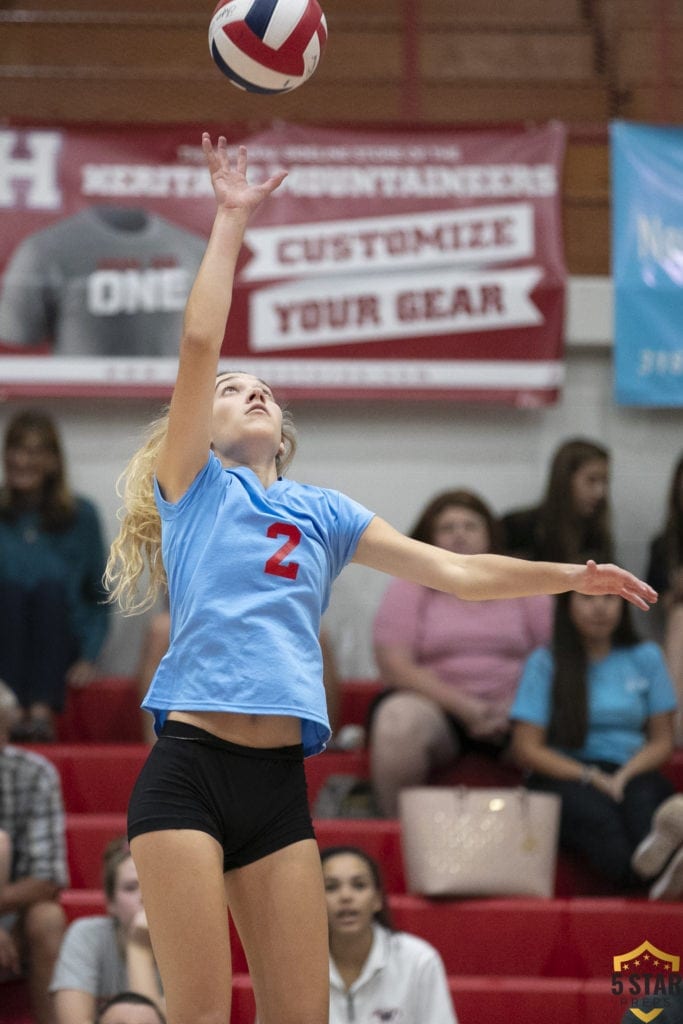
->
[321,846,457,1024]
[511,591,678,895]
[502,437,613,563]
[370,489,553,816]
[0,410,109,740]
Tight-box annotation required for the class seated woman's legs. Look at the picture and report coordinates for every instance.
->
[370,691,458,817]
[622,770,676,850]
[26,580,75,714]
[0,578,74,738]
[528,773,642,888]
[0,579,30,706]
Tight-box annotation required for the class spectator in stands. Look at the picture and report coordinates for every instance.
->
[0,679,68,1024]
[646,452,683,746]
[51,835,163,1024]
[0,410,110,741]
[510,590,678,894]
[370,489,553,816]
[501,437,613,563]
[102,135,656,1024]
[95,991,166,1024]
[321,845,458,1023]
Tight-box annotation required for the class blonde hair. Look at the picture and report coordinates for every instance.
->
[105,402,298,615]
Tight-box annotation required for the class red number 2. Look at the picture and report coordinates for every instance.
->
[264,522,301,580]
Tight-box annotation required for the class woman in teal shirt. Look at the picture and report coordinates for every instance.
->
[0,410,109,740]
[511,589,676,894]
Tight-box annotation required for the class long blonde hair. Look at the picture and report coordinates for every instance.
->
[105,403,298,614]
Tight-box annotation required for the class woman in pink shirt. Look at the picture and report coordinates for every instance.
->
[370,490,552,816]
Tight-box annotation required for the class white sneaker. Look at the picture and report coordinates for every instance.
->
[631,794,683,879]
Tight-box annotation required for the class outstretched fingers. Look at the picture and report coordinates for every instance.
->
[259,167,289,195]
[201,132,231,171]
[584,559,658,610]
[201,132,287,198]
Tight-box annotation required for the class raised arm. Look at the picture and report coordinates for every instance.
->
[353,516,657,610]
[156,135,286,503]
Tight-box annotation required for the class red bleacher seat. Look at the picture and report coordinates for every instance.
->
[61,798,664,902]
[451,976,584,1024]
[29,744,148,813]
[337,678,382,726]
[66,813,127,888]
[228,974,598,1024]
[390,894,567,976]
[52,676,384,745]
[564,898,683,979]
[37,673,683,798]
[56,676,143,743]
[61,888,106,921]
[0,979,32,1024]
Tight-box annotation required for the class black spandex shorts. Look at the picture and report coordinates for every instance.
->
[127,720,315,871]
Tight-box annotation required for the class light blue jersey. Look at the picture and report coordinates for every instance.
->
[142,454,374,756]
[511,641,677,765]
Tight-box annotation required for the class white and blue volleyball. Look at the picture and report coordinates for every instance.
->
[209,0,327,94]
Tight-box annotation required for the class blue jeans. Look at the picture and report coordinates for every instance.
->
[527,763,675,888]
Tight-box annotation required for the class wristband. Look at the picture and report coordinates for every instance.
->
[580,764,597,786]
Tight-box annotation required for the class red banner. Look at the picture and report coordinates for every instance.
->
[0,122,566,402]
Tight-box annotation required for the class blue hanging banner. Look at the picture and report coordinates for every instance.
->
[611,120,683,406]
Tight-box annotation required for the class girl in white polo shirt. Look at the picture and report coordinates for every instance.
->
[322,845,457,1024]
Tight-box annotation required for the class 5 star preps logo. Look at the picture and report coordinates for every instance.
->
[612,940,682,1022]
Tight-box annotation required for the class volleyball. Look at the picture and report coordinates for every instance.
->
[209,0,327,94]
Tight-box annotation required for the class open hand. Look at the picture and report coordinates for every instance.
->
[202,133,287,215]
[576,560,658,611]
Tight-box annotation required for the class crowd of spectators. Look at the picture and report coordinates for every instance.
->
[1,416,683,1022]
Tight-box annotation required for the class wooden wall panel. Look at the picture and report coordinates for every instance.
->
[563,201,611,276]
[620,85,683,121]
[420,83,610,123]
[1,0,404,28]
[2,23,208,67]
[617,29,683,85]
[420,31,596,82]
[595,0,683,27]
[419,0,586,28]
[1,22,401,79]
[563,142,610,202]
[0,76,408,124]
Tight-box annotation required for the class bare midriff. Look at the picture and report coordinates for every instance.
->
[167,709,302,748]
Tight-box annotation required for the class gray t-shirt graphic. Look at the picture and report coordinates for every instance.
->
[0,207,206,356]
